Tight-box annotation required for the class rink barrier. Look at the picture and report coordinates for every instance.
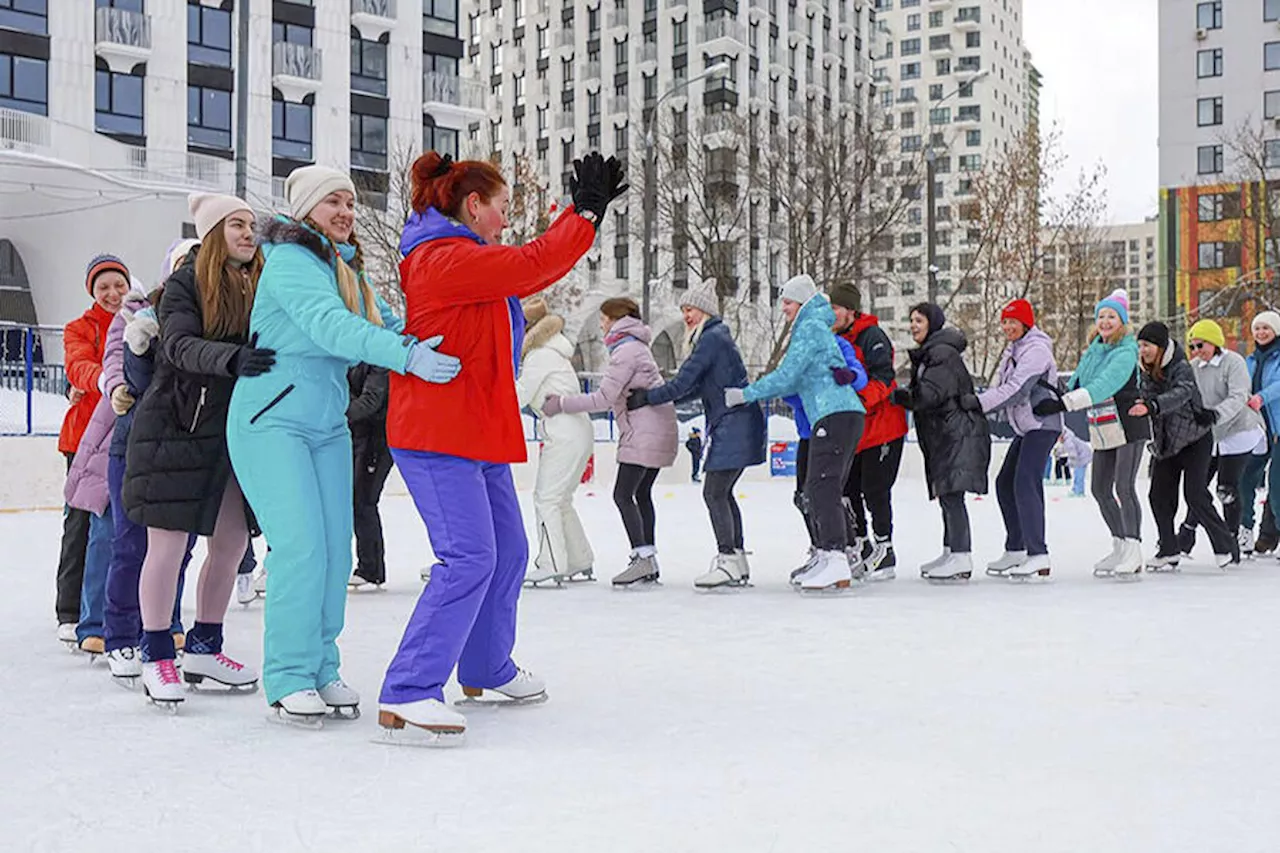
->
[0,324,66,437]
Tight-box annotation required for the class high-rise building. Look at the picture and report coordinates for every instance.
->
[867,0,1030,341]
[1023,47,1039,137]
[0,0,479,335]
[1158,0,1280,343]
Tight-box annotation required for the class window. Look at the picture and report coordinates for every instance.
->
[350,112,388,170]
[1268,42,1280,71]
[965,128,980,146]
[901,134,921,152]
[424,0,459,37]
[901,38,920,55]
[929,107,949,125]
[643,73,656,100]
[588,89,599,118]
[956,55,980,71]
[1268,0,1280,22]
[1197,144,1223,174]
[537,24,549,59]
[1198,241,1225,269]
[900,110,914,128]
[958,153,981,171]
[0,53,47,115]
[882,42,893,58]
[425,52,459,76]
[928,10,943,27]
[928,83,943,100]
[95,67,144,138]
[899,86,916,102]
[424,122,459,159]
[906,13,920,30]
[900,62,920,80]
[614,123,628,151]
[1267,139,1280,169]
[902,232,922,247]
[935,58,950,76]
[1197,96,1222,126]
[272,97,313,161]
[928,35,950,51]
[1195,1,1221,29]
[674,19,687,47]
[965,31,980,49]
[1267,90,1280,119]
[351,34,388,96]
[615,36,628,68]
[562,57,574,85]
[187,85,231,149]
[1197,48,1222,78]
[188,4,231,67]
[0,0,46,35]
[273,21,313,46]
[957,104,980,121]
[615,253,628,279]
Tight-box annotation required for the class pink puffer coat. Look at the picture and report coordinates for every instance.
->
[560,316,678,469]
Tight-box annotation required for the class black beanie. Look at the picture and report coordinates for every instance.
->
[1137,321,1170,351]
[910,302,946,335]
[828,282,862,313]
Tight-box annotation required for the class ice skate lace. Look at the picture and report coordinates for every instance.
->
[155,659,180,685]
[213,653,243,671]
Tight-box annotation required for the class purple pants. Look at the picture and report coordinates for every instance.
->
[104,454,189,652]
[379,449,528,704]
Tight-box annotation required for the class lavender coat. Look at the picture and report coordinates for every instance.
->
[560,316,678,469]
[65,293,147,514]
[977,326,1062,436]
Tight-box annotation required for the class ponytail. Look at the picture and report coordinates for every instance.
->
[410,150,506,218]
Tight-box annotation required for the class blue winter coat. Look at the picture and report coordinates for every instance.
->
[745,295,864,424]
[784,335,867,439]
[227,217,412,442]
[643,317,766,470]
[1246,342,1280,436]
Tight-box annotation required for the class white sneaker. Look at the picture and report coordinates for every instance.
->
[252,569,267,595]
[56,623,76,644]
[800,550,853,591]
[319,678,360,709]
[919,547,952,576]
[1094,537,1125,574]
[1113,540,1143,576]
[141,659,185,704]
[183,652,259,689]
[235,573,256,605]
[694,553,749,589]
[1007,553,1051,579]
[790,549,820,585]
[378,698,467,733]
[924,553,973,581]
[985,550,1028,577]
[107,646,142,679]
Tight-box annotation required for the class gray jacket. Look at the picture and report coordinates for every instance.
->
[1192,349,1264,443]
[977,326,1062,436]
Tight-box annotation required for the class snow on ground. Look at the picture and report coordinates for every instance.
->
[3,476,1280,852]
[0,387,66,435]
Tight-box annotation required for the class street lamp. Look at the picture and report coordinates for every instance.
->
[641,61,732,322]
[925,67,989,305]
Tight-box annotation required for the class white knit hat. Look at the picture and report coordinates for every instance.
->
[679,279,719,316]
[780,273,818,305]
[160,238,201,281]
[285,164,357,221]
[1253,311,1280,339]
[188,193,253,241]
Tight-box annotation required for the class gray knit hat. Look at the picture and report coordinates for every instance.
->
[780,273,818,305]
[680,279,719,316]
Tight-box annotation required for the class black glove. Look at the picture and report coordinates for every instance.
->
[626,388,650,411]
[1033,398,1066,417]
[231,333,276,378]
[831,366,855,386]
[569,152,611,227]
[604,155,629,204]
[1193,406,1218,426]
[890,388,911,408]
[959,393,981,412]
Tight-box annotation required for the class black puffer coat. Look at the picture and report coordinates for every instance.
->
[123,254,253,534]
[347,362,389,470]
[1139,343,1210,460]
[903,327,991,499]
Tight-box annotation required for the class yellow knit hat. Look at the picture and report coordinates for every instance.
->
[1187,318,1225,350]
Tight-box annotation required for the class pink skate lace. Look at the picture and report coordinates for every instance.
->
[213,653,243,671]
[156,659,180,685]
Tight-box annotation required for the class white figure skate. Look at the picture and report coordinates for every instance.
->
[319,678,361,719]
[270,689,328,730]
[141,659,184,713]
[985,550,1027,577]
[924,553,974,582]
[376,699,466,747]
[456,667,547,707]
[1006,553,1051,580]
[107,646,142,687]
[798,550,855,593]
[183,652,258,692]
[694,552,751,590]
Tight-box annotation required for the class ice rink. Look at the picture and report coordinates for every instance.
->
[3,473,1278,852]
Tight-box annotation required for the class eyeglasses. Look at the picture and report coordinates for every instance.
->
[1189,341,1207,351]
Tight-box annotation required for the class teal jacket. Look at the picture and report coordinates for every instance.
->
[742,294,864,422]
[228,217,413,438]
[1068,334,1139,405]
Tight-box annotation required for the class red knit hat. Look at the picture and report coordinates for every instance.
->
[1001,298,1034,329]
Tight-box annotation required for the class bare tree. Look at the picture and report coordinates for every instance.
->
[355,140,420,318]
[507,150,591,318]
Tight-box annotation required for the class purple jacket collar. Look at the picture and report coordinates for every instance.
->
[399,207,484,258]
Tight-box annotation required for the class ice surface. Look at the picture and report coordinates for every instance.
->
[0,387,67,435]
[3,474,1279,852]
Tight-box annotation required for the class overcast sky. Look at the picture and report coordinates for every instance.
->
[1022,0,1159,224]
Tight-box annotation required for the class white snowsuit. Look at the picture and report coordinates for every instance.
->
[517,332,595,576]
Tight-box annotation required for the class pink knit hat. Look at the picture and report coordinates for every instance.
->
[188,192,253,241]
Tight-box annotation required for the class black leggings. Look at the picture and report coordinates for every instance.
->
[1150,434,1235,557]
[703,468,745,554]
[614,463,659,549]
[939,491,972,553]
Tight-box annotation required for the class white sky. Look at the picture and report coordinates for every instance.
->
[1022,0,1159,224]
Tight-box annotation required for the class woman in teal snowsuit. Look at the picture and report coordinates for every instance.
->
[226,166,461,723]
[1034,289,1149,576]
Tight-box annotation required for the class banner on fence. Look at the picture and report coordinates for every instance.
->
[769,441,797,478]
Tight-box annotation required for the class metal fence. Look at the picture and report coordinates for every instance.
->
[0,324,67,436]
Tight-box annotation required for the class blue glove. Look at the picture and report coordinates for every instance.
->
[406,335,461,384]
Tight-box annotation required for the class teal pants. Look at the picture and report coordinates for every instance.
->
[229,424,354,705]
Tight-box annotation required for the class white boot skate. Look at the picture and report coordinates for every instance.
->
[107,646,142,686]
[1215,552,1240,570]
[985,550,1028,577]
[1006,553,1051,580]
[799,550,854,592]
[1093,537,1125,576]
[376,698,466,746]
[790,548,820,585]
[694,553,750,589]
[251,568,267,596]
[1112,540,1144,579]
[612,550,660,587]
[235,573,256,606]
[319,678,361,719]
[271,689,328,730]
[918,547,952,577]
[1145,552,1180,573]
[924,552,973,582]
[347,574,383,591]
[141,659,184,712]
[865,537,897,581]
[57,622,77,649]
[183,652,259,691]
[1239,526,1256,557]
[457,666,548,706]
[523,563,565,588]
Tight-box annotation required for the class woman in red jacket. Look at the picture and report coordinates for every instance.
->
[55,255,130,648]
[377,151,625,740]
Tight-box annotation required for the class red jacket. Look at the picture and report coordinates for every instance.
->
[58,303,113,454]
[839,312,909,453]
[386,206,596,464]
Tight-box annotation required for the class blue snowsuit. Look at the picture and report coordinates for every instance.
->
[226,217,413,705]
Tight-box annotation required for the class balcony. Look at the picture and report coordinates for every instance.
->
[665,0,688,11]
[556,111,576,130]
[122,147,235,192]
[748,0,768,21]
[584,60,602,82]
[0,107,51,154]
[637,41,658,68]
[94,7,151,74]
[609,95,630,115]
[697,17,746,53]
[928,39,953,57]
[556,27,576,50]
[272,42,324,102]
[607,8,629,29]
[954,11,980,32]
[351,0,397,40]
[929,0,952,7]
[423,71,487,125]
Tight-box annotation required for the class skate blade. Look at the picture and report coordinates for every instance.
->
[866,569,896,582]
[143,689,184,713]
[924,573,972,583]
[454,691,548,708]
[797,579,856,594]
[374,710,465,747]
[1144,565,1179,573]
[1005,571,1051,582]
[523,577,565,589]
[611,578,661,590]
[111,674,140,690]
[184,673,260,694]
[693,578,753,591]
[1110,571,1143,582]
[326,705,361,720]
[268,708,325,730]
[565,570,596,583]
